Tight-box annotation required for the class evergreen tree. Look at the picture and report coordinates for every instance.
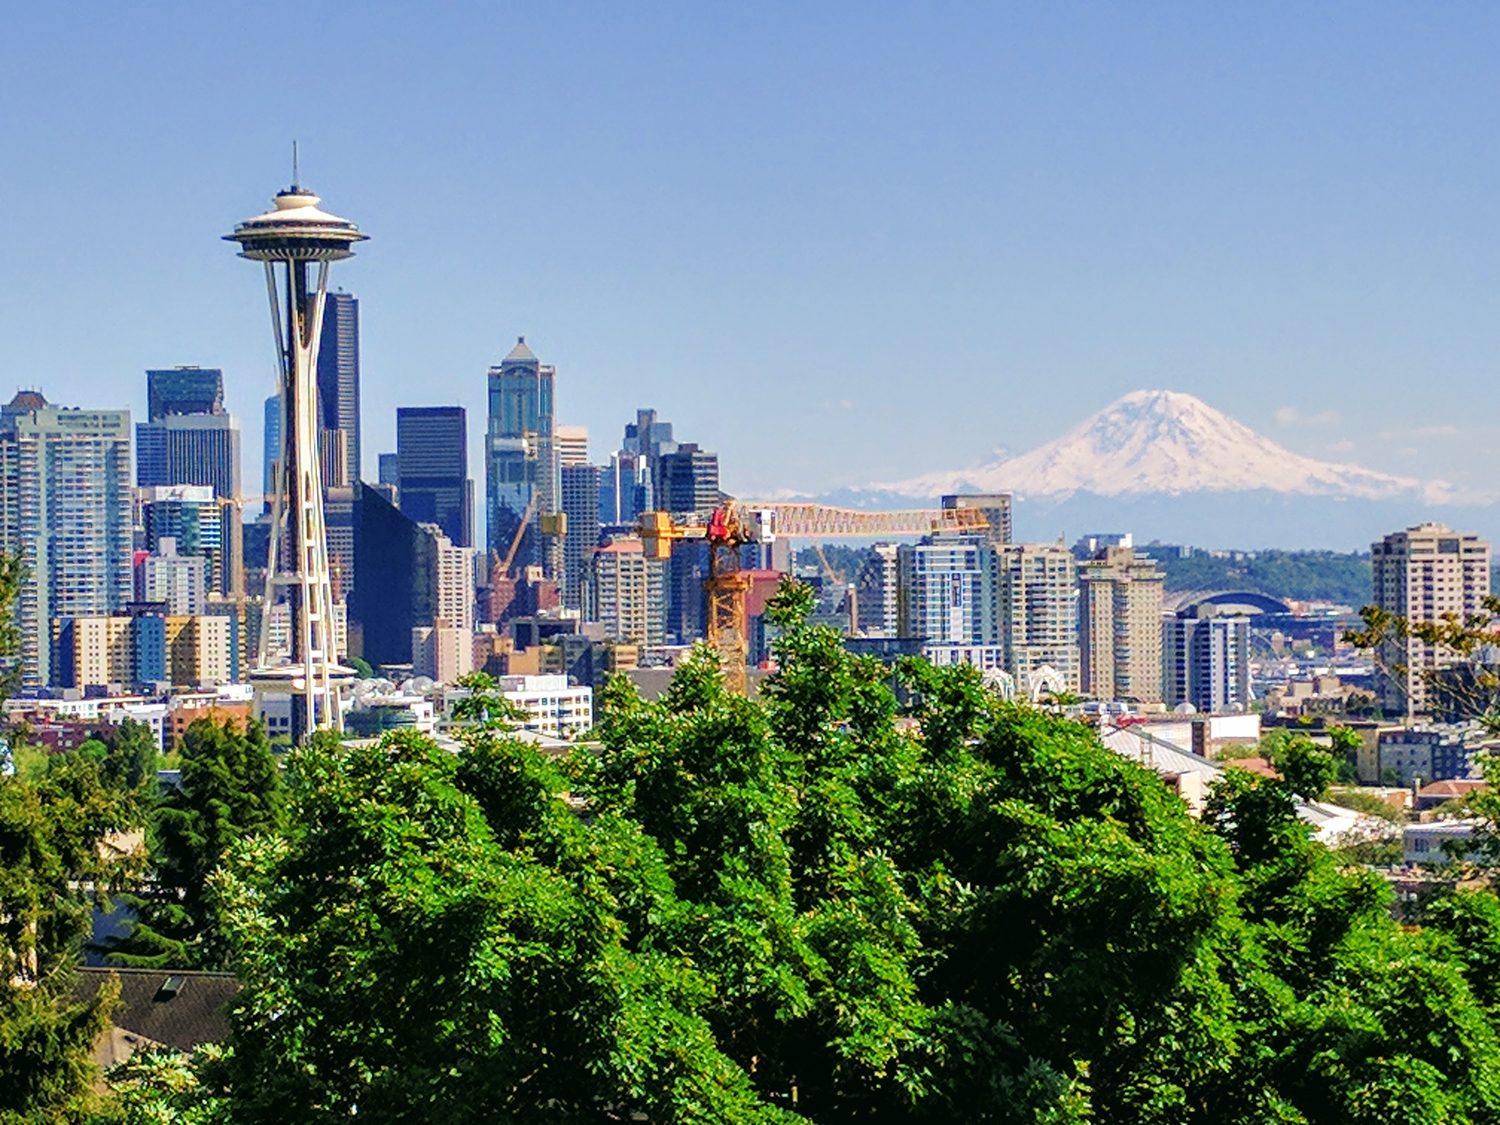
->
[104,718,283,970]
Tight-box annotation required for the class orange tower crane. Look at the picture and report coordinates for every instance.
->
[637,501,988,694]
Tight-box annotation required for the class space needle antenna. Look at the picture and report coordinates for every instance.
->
[292,140,300,190]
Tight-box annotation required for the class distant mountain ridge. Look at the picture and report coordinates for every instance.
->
[872,389,1481,506]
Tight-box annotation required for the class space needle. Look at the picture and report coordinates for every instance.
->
[226,156,366,740]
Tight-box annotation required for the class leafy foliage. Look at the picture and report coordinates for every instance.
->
[91,583,1500,1122]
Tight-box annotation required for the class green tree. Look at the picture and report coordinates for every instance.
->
[103,718,283,969]
[0,752,135,1124]
[110,578,1500,1123]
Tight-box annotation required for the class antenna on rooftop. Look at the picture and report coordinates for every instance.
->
[292,140,300,189]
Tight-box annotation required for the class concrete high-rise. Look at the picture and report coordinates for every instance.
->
[1077,545,1164,703]
[1163,606,1249,713]
[317,290,361,487]
[592,537,667,657]
[414,521,476,635]
[0,392,132,686]
[486,337,558,572]
[397,406,473,547]
[1372,522,1492,717]
[226,175,366,738]
[994,543,1080,693]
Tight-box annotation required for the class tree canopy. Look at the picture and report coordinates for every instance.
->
[85,578,1500,1123]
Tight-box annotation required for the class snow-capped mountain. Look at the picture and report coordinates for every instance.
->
[879,390,1474,505]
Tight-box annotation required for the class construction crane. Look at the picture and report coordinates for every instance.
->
[497,494,540,575]
[638,500,987,695]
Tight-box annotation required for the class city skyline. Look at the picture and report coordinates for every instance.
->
[7,5,1500,528]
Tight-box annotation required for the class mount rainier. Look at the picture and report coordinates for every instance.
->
[880,389,1468,504]
[812,390,1493,549]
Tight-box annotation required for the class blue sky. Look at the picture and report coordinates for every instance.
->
[3,3,1500,506]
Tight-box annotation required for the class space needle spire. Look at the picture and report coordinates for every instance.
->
[226,167,367,740]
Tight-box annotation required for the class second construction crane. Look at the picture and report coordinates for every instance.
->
[638,500,987,694]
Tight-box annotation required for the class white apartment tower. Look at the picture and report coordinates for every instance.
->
[1372,523,1492,717]
[1078,545,1164,702]
[416,522,477,634]
[994,543,1080,693]
[855,543,900,637]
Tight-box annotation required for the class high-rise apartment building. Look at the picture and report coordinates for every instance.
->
[415,521,477,635]
[1077,545,1164,702]
[486,338,557,572]
[1372,522,1493,716]
[148,367,224,420]
[397,406,473,547]
[658,443,720,517]
[0,392,132,686]
[897,535,994,645]
[137,539,208,616]
[942,493,1013,547]
[561,463,601,610]
[994,543,1080,693]
[1163,606,1249,713]
[592,538,667,657]
[317,290,361,487]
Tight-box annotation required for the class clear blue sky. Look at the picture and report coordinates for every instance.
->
[3,3,1500,503]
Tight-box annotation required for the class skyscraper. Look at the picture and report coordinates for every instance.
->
[1077,545,1163,702]
[136,414,242,500]
[994,543,1080,693]
[561,463,601,610]
[262,394,280,505]
[414,521,477,635]
[317,290,361,487]
[485,337,557,572]
[854,543,900,637]
[0,392,132,686]
[1372,522,1492,716]
[148,367,224,420]
[658,443,720,517]
[136,366,241,501]
[397,406,473,547]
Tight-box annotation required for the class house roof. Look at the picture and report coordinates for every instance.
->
[1418,779,1489,798]
[74,968,240,1052]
